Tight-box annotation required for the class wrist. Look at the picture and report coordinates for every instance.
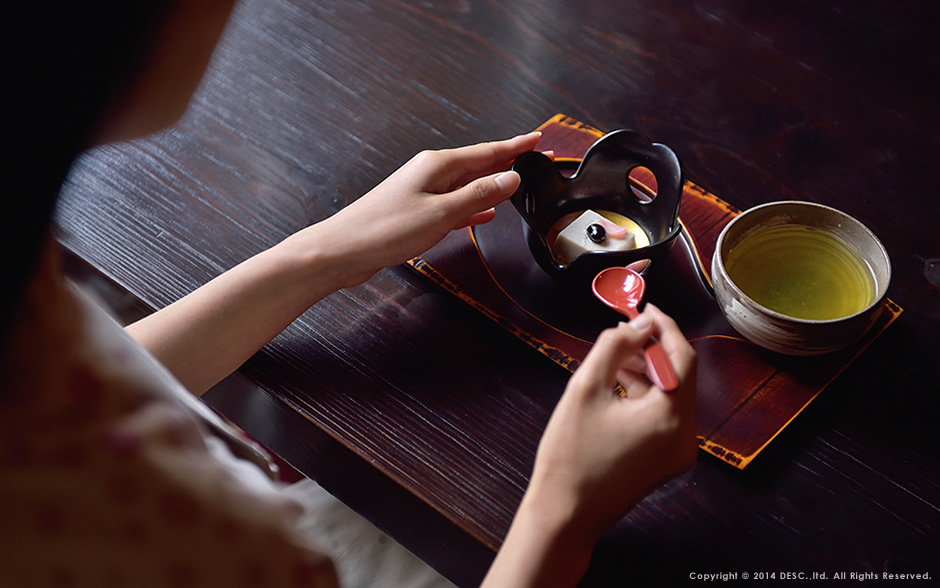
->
[491,484,599,587]
[518,480,604,555]
[277,218,377,295]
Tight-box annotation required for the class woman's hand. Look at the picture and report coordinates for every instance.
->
[531,303,698,534]
[482,304,697,588]
[311,131,542,288]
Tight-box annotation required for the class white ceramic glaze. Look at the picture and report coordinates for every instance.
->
[712,201,891,355]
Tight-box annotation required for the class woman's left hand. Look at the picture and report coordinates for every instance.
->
[313,131,541,287]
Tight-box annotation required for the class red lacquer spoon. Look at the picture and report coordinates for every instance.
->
[591,267,680,392]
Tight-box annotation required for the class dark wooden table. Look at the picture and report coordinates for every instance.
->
[55,0,939,585]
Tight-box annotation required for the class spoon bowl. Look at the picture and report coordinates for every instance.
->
[592,267,646,315]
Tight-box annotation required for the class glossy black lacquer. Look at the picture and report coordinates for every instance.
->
[510,129,683,287]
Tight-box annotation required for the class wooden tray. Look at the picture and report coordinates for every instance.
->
[407,114,902,468]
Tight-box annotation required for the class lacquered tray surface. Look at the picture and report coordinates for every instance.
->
[408,114,902,468]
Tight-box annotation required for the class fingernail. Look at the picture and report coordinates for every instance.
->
[630,313,653,332]
[495,171,519,192]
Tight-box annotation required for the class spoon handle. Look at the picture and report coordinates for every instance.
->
[643,339,680,392]
[624,308,680,392]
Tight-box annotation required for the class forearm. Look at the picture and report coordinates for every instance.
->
[125,134,540,395]
[125,221,357,395]
[481,486,599,588]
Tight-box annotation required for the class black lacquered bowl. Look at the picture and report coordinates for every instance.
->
[509,129,683,289]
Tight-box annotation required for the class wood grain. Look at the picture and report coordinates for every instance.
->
[55,0,939,584]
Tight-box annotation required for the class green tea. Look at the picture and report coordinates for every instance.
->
[725,225,876,320]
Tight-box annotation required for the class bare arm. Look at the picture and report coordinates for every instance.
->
[125,132,542,395]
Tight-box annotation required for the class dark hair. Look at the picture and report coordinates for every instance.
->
[3,1,173,339]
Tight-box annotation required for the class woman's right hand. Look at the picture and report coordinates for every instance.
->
[482,304,697,588]
[529,303,698,539]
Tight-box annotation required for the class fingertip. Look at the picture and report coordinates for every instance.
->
[629,312,653,334]
[494,170,520,193]
[519,130,542,149]
[642,302,676,331]
[511,130,541,144]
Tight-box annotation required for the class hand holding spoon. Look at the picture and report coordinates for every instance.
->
[591,267,680,392]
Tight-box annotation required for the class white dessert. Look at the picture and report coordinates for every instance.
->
[550,209,637,265]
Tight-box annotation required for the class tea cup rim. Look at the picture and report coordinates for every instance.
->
[713,200,891,325]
